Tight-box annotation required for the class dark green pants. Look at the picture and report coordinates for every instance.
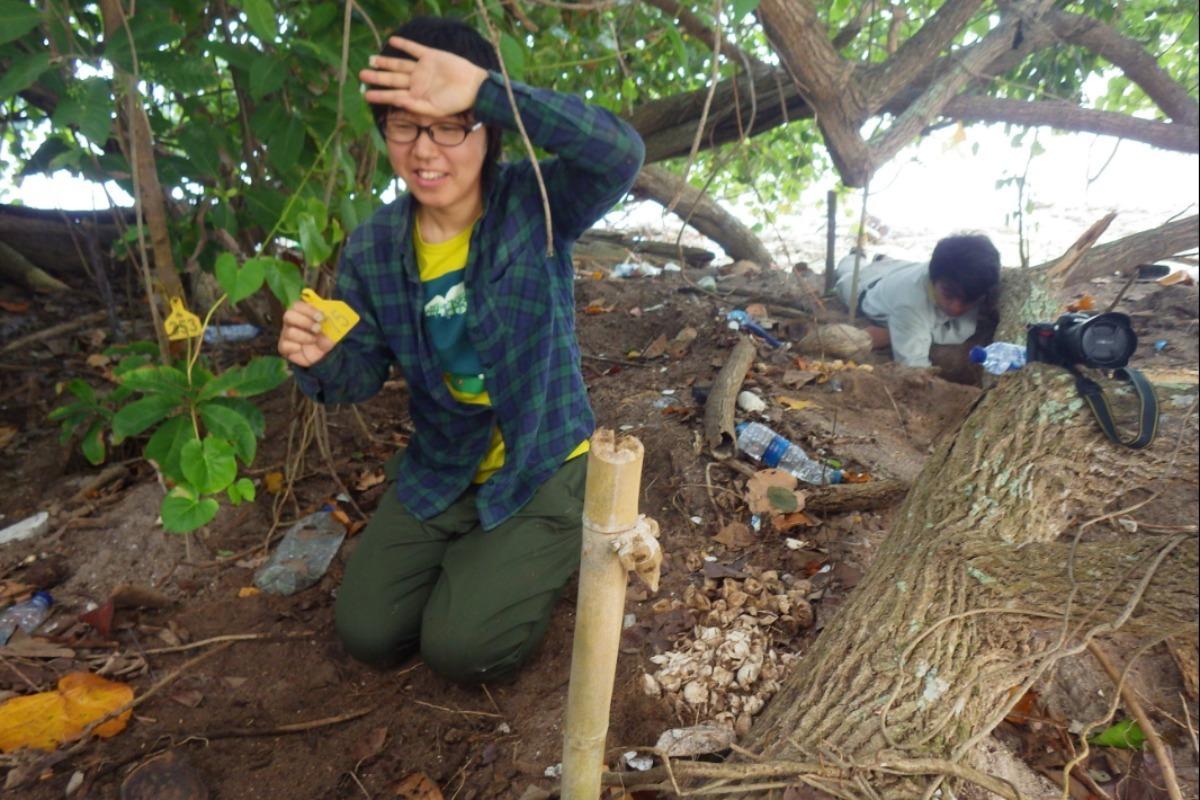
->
[334,456,586,683]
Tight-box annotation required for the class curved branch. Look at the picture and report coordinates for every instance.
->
[1045,8,1199,127]
[942,94,1199,153]
[1042,214,1199,286]
[863,0,987,103]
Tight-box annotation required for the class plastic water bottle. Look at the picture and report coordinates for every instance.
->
[736,422,841,485]
[970,342,1027,375]
[253,509,346,595]
[0,591,53,645]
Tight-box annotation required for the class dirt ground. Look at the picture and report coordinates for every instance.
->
[0,249,1197,800]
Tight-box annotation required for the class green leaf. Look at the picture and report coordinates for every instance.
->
[268,116,305,172]
[0,1,41,46]
[180,435,238,494]
[241,0,278,41]
[145,414,197,482]
[207,397,264,436]
[81,420,107,465]
[262,257,303,306]
[64,378,97,403]
[730,0,760,20]
[176,126,221,179]
[0,51,52,100]
[161,484,219,533]
[198,400,257,464]
[119,365,190,400]
[77,78,114,144]
[199,356,288,400]
[249,53,287,101]
[498,32,525,82]
[214,251,265,303]
[112,393,181,441]
[766,485,799,513]
[227,477,256,505]
[1089,720,1146,750]
[297,212,332,266]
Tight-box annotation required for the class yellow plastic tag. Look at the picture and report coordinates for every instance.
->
[300,288,360,344]
[163,297,203,341]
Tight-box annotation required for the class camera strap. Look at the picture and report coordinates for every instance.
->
[1068,366,1159,449]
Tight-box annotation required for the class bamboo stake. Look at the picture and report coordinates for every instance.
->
[561,430,660,799]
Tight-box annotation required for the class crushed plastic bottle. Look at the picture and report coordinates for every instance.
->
[970,342,1027,375]
[736,422,841,485]
[253,509,347,595]
[204,323,263,344]
[0,591,53,645]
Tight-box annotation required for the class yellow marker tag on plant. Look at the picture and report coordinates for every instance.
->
[163,297,202,341]
[300,288,360,344]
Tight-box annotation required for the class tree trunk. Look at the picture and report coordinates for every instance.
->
[0,205,129,275]
[724,220,1200,798]
[632,166,776,266]
[0,240,70,292]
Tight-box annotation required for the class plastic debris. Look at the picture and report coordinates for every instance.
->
[203,323,262,344]
[253,508,347,595]
[622,751,654,771]
[697,275,718,291]
[727,310,782,348]
[736,390,767,413]
[611,262,662,278]
[0,511,49,546]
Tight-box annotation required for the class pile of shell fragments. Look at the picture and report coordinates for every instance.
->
[641,565,815,736]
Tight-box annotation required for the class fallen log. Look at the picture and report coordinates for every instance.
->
[803,479,909,514]
[703,337,758,459]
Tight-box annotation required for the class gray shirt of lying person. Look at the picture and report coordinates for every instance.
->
[834,254,979,368]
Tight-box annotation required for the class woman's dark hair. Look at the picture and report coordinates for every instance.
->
[928,234,1001,302]
[370,17,503,173]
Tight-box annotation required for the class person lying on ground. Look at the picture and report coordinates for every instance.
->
[833,234,1001,368]
[276,16,645,682]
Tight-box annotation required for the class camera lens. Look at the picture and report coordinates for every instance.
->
[1079,317,1135,367]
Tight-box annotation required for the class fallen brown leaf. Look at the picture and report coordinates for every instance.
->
[169,689,204,708]
[712,522,755,549]
[745,469,798,515]
[352,726,388,763]
[394,772,444,799]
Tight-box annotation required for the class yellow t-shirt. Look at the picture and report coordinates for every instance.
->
[414,219,587,483]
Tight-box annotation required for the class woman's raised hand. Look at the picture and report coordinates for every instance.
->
[360,37,489,119]
[278,301,336,368]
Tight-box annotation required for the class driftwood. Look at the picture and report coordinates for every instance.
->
[0,240,70,292]
[1,310,107,354]
[803,479,909,514]
[704,336,757,459]
[575,229,715,268]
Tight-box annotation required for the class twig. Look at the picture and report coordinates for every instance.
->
[473,0,555,257]
[1087,641,1184,800]
[185,708,372,740]
[0,310,108,354]
[140,631,315,655]
[1180,692,1199,754]
[413,699,502,718]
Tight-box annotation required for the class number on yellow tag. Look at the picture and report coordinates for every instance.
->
[300,288,361,345]
[164,297,203,341]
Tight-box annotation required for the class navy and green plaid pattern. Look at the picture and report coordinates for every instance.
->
[294,72,644,529]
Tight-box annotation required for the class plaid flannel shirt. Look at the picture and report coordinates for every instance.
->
[294,71,645,529]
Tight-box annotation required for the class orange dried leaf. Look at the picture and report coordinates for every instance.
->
[237,587,261,598]
[394,771,444,799]
[1066,294,1096,313]
[840,470,872,483]
[263,472,285,494]
[773,511,818,531]
[778,396,820,411]
[0,672,133,752]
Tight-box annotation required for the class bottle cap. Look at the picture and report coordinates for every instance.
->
[735,422,748,434]
[31,591,53,606]
[969,346,987,364]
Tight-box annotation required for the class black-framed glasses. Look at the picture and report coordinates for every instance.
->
[384,120,483,147]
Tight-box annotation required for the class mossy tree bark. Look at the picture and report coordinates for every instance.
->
[726,220,1200,799]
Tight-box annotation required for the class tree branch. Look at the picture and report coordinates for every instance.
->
[1043,214,1199,286]
[943,94,1199,153]
[863,0,987,103]
[640,0,765,70]
[1045,9,1199,128]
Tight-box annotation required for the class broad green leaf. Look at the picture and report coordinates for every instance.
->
[0,51,52,100]
[498,32,525,82]
[199,356,288,400]
[198,400,257,464]
[64,378,96,403]
[78,78,114,144]
[261,257,303,306]
[241,0,277,41]
[766,485,799,513]
[227,477,256,505]
[1089,720,1146,750]
[145,414,197,482]
[177,126,221,179]
[214,252,265,303]
[112,393,180,441]
[207,397,264,436]
[119,365,190,399]
[297,213,332,266]
[81,420,107,465]
[249,54,287,101]
[180,436,237,494]
[161,484,219,533]
[0,0,41,46]
[267,116,305,172]
[731,0,760,21]
[48,400,90,423]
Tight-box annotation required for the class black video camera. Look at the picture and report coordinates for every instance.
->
[1026,311,1137,370]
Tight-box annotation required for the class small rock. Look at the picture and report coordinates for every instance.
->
[0,512,50,546]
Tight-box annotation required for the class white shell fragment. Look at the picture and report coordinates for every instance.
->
[654,724,736,757]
